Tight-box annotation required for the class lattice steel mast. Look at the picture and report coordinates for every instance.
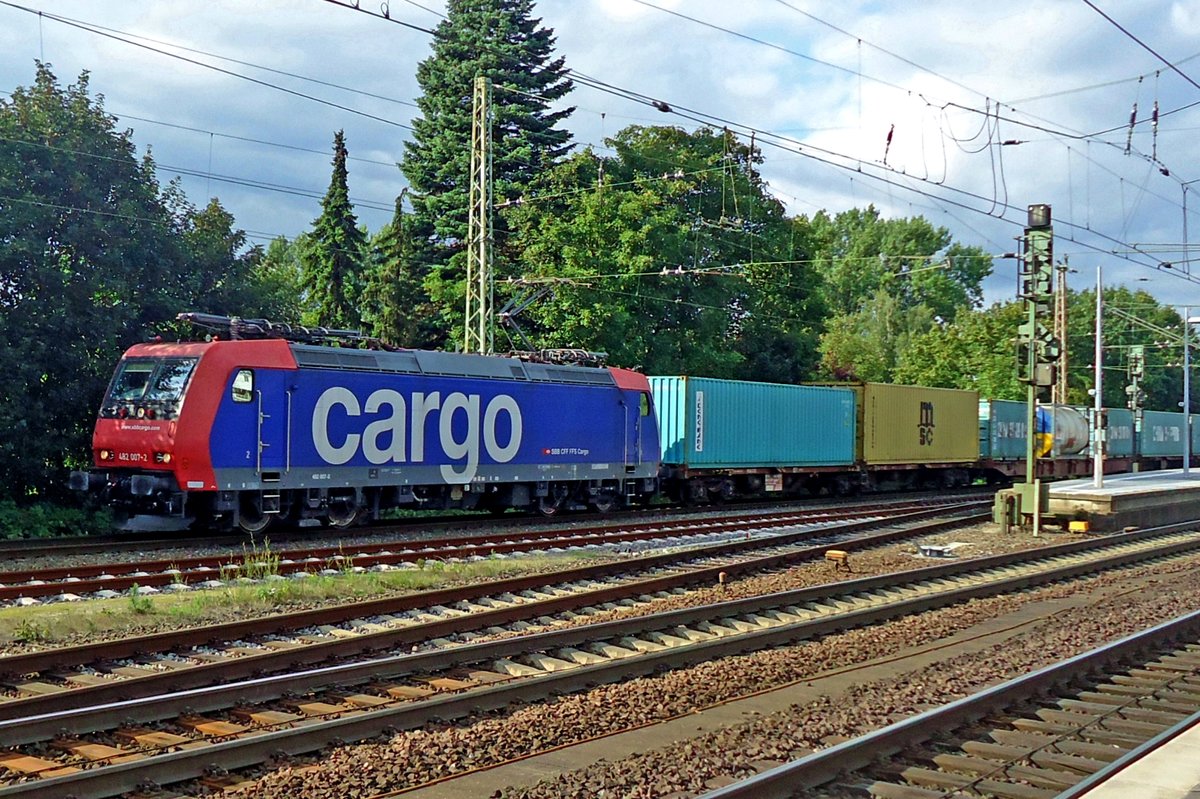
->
[464,75,495,355]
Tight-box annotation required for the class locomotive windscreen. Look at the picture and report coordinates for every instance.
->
[101,357,198,419]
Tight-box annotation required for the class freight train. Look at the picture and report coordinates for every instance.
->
[70,315,1197,532]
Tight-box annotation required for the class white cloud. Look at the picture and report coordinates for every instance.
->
[3,0,1200,308]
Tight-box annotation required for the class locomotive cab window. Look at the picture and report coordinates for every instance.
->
[640,393,650,417]
[232,369,254,403]
[110,360,155,401]
[101,357,198,420]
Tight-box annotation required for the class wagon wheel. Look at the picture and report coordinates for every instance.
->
[589,490,618,514]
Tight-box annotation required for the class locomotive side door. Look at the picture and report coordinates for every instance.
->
[253,370,289,479]
[231,368,287,480]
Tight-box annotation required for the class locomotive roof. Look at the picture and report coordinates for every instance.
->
[121,339,629,388]
[290,344,618,387]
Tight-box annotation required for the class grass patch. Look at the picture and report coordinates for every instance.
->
[0,551,610,649]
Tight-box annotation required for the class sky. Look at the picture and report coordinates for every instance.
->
[4,0,1200,311]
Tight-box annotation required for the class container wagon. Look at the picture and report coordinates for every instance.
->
[828,382,978,489]
[1139,410,1188,463]
[649,376,856,501]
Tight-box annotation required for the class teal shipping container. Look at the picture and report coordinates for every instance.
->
[1105,408,1134,458]
[1139,410,1187,457]
[649,376,856,468]
[978,399,1027,460]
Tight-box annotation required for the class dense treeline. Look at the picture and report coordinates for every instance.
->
[0,65,295,509]
[0,0,1183,509]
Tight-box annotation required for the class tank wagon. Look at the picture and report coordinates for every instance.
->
[70,318,660,532]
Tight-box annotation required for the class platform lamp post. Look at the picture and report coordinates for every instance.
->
[1092,266,1103,488]
[1185,310,1200,476]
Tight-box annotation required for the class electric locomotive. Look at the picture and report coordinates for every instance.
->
[70,314,661,532]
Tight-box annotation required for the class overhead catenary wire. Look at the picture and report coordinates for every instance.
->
[0,1,416,131]
[8,0,1199,294]
[1081,0,1200,94]
[563,68,1194,284]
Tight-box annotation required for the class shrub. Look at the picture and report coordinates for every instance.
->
[0,500,113,539]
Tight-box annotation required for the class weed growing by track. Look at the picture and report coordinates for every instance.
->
[13,617,48,643]
[127,584,154,614]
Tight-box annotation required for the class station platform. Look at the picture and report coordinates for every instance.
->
[1045,469,1200,531]
[1072,712,1200,799]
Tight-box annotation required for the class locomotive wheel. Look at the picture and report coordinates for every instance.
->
[326,495,364,528]
[535,494,565,517]
[590,491,618,514]
[237,493,273,535]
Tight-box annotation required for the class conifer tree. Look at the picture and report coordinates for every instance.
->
[361,193,439,348]
[301,130,365,329]
[400,0,574,346]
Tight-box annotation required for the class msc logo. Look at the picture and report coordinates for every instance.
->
[311,387,523,483]
[918,401,935,446]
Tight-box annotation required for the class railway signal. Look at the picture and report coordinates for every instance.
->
[1007,204,1057,531]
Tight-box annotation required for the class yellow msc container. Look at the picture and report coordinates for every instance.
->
[839,383,979,465]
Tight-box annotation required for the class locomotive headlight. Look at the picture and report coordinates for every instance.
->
[98,450,113,461]
[136,407,146,419]
[154,452,172,464]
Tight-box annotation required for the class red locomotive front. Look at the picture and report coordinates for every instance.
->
[73,342,212,525]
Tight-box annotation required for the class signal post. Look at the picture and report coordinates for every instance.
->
[1002,204,1058,531]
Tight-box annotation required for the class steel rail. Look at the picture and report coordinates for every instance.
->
[696,607,1200,799]
[0,509,988,720]
[2,522,1199,798]
[0,491,992,560]
[0,502,986,680]
[0,499,971,601]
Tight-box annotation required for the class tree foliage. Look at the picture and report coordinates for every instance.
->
[504,125,824,380]
[821,289,934,382]
[1064,287,1186,412]
[894,288,1191,413]
[0,65,184,501]
[0,64,288,503]
[400,0,574,347]
[360,195,441,347]
[806,206,991,321]
[299,130,365,329]
[802,205,992,381]
[894,301,1025,397]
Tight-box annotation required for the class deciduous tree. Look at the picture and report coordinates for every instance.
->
[505,126,825,378]
[0,65,181,501]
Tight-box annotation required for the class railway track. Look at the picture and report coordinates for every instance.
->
[0,502,987,713]
[0,490,998,562]
[0,496,981,604]
[699,606,1200,799]
[2,516,1199,798]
